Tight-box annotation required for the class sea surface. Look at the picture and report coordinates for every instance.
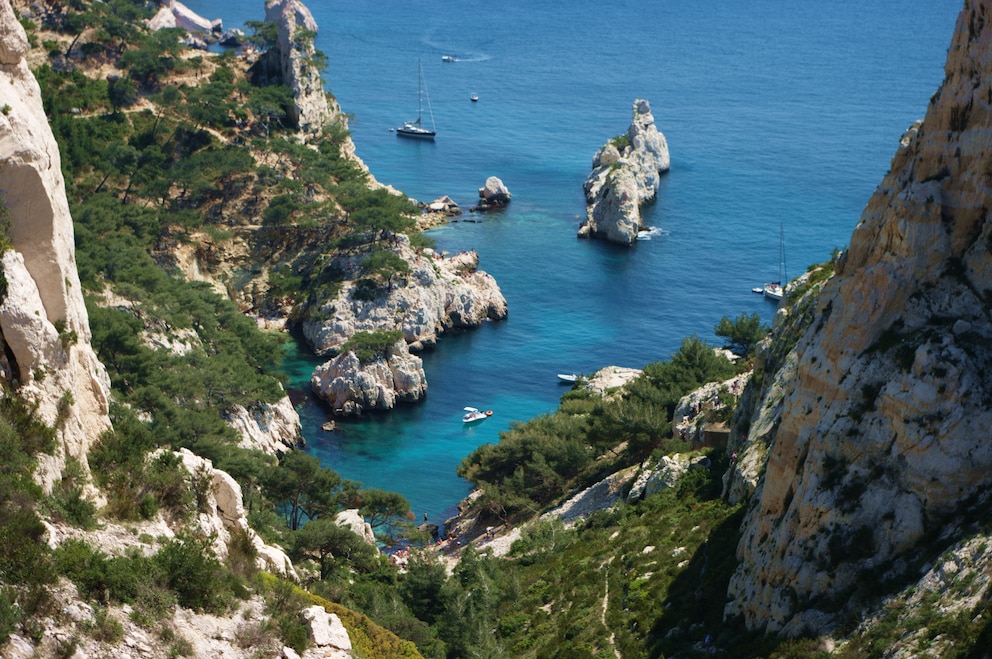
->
[186,0,962,526]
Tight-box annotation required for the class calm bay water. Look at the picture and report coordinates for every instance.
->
[187,0,961,524]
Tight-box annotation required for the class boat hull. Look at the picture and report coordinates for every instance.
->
[397,127,436,140]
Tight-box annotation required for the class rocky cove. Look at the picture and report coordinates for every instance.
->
[3,0,988,656]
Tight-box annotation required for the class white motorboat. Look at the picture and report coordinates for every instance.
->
[463,407,492,424]
[557,373,579,384]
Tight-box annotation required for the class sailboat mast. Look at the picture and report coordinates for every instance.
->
[422,61,436,132]
[780,224,786,284]
[416,59,423,126]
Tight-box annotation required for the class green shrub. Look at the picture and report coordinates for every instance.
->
[0,586,21,645]
[153,533,227,612]
[86,606,124,643]
[44,458,97,529]
[340,329,404,363]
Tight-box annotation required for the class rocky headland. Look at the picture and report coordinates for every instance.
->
[579,98,670,245]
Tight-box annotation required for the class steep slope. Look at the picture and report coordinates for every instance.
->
[0,0,111,491]
[726,0,992,635]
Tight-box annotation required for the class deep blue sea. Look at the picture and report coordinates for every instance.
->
[186,0,961,525]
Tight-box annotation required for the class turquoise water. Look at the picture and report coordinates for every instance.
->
[187,0,962,524]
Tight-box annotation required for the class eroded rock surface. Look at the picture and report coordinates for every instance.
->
[579,99,670,244]
[0,0,111,491]
[726,1,992,634]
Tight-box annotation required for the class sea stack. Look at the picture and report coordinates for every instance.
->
[579,99,670,245]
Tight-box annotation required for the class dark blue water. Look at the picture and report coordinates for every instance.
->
[187,0,961,523]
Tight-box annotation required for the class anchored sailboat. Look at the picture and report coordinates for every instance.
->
[397,59,436,140]
[762,224,787,301]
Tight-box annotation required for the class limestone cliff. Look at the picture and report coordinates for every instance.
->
[579,99,670,244]
[0,0,111,491]
[254,0,338,139]
[725,0,992,635]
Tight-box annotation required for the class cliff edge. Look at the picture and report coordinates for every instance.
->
[0,0,111,491]
[726,0,992,635]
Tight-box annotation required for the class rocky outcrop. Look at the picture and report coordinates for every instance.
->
[628,454,711,503]
[582,365,642,397]
[301,606,353,657]
[310,340,427,415]
[726,0,992,635]
[175,449,298,578]
[472,176,511,211]
[334,508,378,548]
[579,99,670,245]
[148,1,222,38]
[302,237,507,355]
[253,0,338,138]
[0,0,111,491]
[225,397,303,454]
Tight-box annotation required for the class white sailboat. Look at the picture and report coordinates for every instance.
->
[397,59,436,140]
[762,224,786,301]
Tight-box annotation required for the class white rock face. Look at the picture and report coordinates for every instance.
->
[310,340,427,415]
[175,449,297,579]
[334,508,378,547]
[0,0,111,491]
[726,1,992,634]
[580,99,670,244]
[225,396,303,454]
[302,607,352,655]
[264,0,337,137]
[147,0,222,34]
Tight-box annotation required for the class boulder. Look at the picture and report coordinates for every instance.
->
[147,1,222,36]
[472,176,511,210]
[301,607,352,652]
